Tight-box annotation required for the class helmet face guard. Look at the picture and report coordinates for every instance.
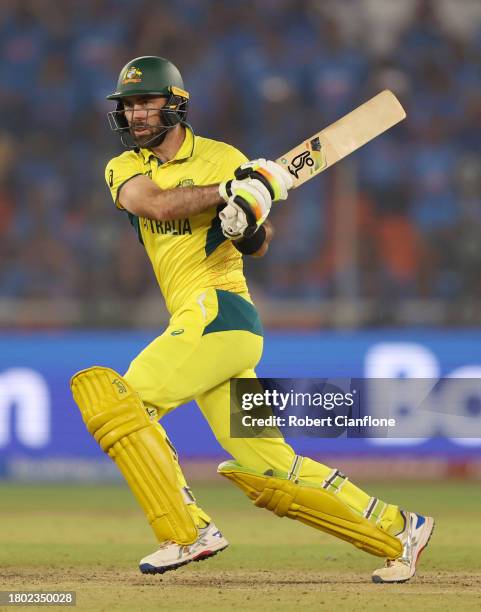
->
[107,90,189,149]
[106,56,189,149]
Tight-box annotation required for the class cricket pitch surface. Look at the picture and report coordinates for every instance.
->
[1,481,480,611]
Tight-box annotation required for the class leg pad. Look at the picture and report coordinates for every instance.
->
[71,366,198,545]
[218,461,402,558]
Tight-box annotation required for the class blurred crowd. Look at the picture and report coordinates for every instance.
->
[1,0,480,325]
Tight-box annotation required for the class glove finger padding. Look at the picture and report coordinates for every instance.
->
[235,158,293,201]
[219,202,248,239]
[219,177,272,239]
[233,179,271,222]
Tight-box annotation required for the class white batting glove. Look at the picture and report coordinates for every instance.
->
[234,158,293,201]
[219,202,247,240]
[218,177,272,239]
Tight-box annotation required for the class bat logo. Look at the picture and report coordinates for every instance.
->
[287,150,314,178]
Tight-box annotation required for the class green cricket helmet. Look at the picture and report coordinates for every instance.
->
[107,56,189,149]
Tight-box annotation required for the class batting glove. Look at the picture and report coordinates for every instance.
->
[218,177,272,239]
[234,158,293,201]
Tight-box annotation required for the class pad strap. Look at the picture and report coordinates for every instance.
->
[322,468,349,493]
[287,455,304,482]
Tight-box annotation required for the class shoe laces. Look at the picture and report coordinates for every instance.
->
[385,531,414,567]
[385,516,414,567]
[400,514,416,562]
[388,510,413,560]
[385,556,410,568]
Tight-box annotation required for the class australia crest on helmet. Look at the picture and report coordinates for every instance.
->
[122,66,143,85]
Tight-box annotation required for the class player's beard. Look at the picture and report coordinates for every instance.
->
[130,109,168,148]
[130,124,168,148]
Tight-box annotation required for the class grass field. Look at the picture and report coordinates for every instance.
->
[1,481,480,611]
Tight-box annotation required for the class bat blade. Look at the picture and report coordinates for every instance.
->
[276,90,406,189]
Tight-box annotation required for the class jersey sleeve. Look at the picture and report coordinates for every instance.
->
[216,145,249,181]
[105,151,143,209]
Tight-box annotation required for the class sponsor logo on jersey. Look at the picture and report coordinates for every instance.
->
[171,328,184,336]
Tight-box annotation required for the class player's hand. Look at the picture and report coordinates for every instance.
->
[219,202,248,240]
[234,158,293,201]
[218,177,272,239]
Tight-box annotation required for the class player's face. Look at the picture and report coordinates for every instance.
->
[122,95,167,146]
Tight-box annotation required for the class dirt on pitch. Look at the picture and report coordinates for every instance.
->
[2,567,481,611]
[1,482,480,611]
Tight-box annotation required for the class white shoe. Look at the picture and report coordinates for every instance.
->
[139,523,229,575]
[372,511,435,583]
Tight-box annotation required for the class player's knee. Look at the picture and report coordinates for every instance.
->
[124,360,178,415]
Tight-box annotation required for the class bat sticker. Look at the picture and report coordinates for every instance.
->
[287,150,314,178]
[276,92,406,188]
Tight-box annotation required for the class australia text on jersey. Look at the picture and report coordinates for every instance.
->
[142,217,192,235]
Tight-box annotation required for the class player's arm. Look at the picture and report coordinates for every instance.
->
[118,174,222,220]
[233,220,273,258]
[118,158,292,226]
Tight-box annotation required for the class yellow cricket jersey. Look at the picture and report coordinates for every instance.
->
[105,126,251,315]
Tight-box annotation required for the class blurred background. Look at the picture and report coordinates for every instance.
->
[1,0,481,328]
[0,0,480,481]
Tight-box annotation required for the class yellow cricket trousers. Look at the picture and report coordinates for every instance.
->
[124,288,402,536]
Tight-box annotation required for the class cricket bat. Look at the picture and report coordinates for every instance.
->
[276,90,406,188]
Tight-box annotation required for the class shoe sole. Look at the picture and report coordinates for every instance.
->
[372,518,435,584]
[139,544,228,575]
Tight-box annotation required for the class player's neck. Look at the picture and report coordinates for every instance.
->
[150,124,185,163]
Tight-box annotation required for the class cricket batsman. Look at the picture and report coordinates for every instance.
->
[70,56,434,583]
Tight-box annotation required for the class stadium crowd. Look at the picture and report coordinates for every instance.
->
[1,0,480,325]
